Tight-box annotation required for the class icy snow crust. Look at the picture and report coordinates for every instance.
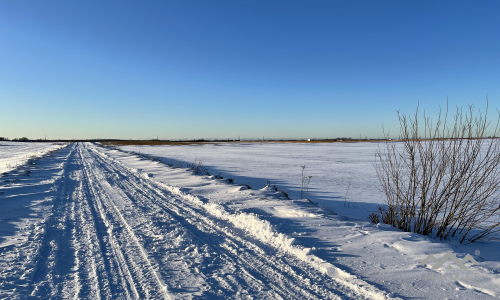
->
[0,142,499,299]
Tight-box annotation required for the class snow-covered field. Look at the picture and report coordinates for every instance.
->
[1,142,499,299]
[119,142,383,220]
[0,141,66,174]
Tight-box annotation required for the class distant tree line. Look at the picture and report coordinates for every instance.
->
[0,137,29,141]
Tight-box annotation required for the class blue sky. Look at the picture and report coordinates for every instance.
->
[1,1,499,140]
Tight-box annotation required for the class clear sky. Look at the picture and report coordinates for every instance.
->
[1,1,499,140]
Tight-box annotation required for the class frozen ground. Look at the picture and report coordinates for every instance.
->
[0,141,66,174]
[0,142,499,299]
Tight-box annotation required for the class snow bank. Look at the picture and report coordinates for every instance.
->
[153,180,393,300]
[0,142,67,174]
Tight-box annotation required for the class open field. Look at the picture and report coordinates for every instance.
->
[104,139,386,147]
[117,142,386,218]
[3,0,498,298]
[113,142,500,298]
[0,141,67,174]
[1,142,499,299]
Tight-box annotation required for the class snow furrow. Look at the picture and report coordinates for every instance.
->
[87,144,344,299]
[27,146,81,298]
[69,161,110,299]
[79,146,170,300]
[27,145,112,299]
[3,142,394,299]
[86,143,391,299]
[0,145,73,299]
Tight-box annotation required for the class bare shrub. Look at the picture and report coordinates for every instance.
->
[368,212,380,224]
[187,158,208,174]
[344,178,352,208]
[375,100,500,243]
[301,165,313,200]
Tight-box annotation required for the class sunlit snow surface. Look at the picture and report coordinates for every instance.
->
[119,141,500,299]
[1,142,499,299]
[120,142,383,216]
[0,141,64,173]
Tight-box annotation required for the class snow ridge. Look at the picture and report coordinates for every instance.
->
[151,177,393,300]
[92,144,396,299]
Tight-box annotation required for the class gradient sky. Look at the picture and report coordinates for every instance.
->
[1,1,499,140]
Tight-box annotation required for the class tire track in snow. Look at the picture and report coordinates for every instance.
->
[28,144,116,299]
[24,142,391,299]
[29,144,148,299]
[68,161,110,300]
[86,144,339,299]
[0,145,70,299]
[78,146,171,300]
[28,145,81,298]
[85,143,389,299]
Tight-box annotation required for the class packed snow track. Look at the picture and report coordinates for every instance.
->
[0,143,388,299]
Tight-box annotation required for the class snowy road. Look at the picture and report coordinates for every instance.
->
[1,143,391,299]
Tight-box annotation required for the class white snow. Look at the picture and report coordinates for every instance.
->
[119,142,383,220]
[0,141,66,174]
[115,141,500,299]
[1,141,499,299]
